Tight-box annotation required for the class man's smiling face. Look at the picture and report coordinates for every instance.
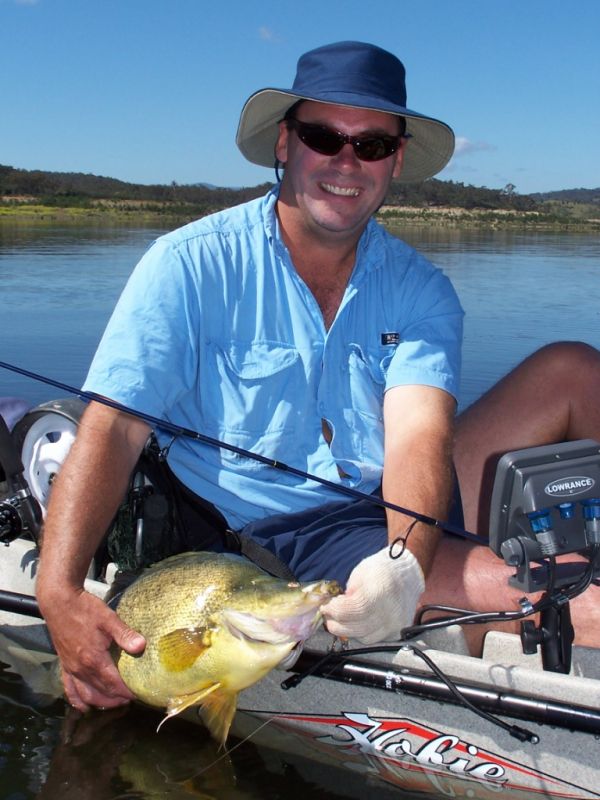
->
[275,101,406,245]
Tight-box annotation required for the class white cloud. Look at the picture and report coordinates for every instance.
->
[453,136,496,157]
[258,26,281,42]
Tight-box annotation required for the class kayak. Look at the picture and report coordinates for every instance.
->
[2,397,600,799]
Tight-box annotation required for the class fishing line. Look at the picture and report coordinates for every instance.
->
[0,359,487,545]
[188,715,276,777]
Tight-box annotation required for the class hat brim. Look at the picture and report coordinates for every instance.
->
[236,89,455,183]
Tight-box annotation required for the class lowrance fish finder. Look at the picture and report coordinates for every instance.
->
[489,438,600,592]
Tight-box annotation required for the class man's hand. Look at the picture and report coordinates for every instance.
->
[320,546,424,644]
[34,401,151,711]
[40,588,146,711]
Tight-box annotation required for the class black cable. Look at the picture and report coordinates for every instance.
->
[402,644,538,742]
[283,643,538,743]
[403,550,598,641]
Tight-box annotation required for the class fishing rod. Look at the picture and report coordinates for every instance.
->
[0,359,486,545]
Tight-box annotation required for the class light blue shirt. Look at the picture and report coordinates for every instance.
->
[84,188,463,528]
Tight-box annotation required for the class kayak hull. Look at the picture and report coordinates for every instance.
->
[2,536,600,799]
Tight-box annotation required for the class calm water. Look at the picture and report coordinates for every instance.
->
[2,221,600,411]
[1,219,600,799]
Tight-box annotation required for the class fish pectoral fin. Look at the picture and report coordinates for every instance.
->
[197,688,239,748]
[156,683,237,748]
[156,683,222,733]
[157,626,213,672]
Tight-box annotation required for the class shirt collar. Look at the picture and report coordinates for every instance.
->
[263,185,280,246]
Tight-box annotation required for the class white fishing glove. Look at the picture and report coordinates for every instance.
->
[321,546,425,644]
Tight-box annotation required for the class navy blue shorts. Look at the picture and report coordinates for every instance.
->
[239,483,464,586]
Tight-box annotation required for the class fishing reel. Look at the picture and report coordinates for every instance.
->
[0,398,87,551]
[489,438,600,672]
[0,413,42,545]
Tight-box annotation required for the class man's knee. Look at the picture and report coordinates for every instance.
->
[528,341,600,378]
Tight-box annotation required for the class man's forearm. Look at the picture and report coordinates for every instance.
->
[382,435,453,574]
[36,402,151,599]
[382,386,456,577]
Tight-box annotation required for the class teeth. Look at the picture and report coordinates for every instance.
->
[321,183,360,197]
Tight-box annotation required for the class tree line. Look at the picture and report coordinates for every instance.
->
[0,164,269,212]
[1,163,597,213]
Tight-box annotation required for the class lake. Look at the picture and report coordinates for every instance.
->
[1,218,600,799]
[2,221,600,412]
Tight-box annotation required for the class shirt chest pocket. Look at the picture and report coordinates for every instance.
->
[347,344,395,422]
[204,340,305,437]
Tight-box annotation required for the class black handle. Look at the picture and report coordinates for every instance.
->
[0,414,24,482]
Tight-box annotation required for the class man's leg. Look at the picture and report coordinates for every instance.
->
[424,341,600,654]
[240,494,388,585]
[421,536,600,655]
[454,341,600,533]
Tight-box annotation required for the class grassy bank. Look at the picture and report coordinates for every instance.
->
[1,199,599,231]
[0,200,206,225]
[378,205,600,231]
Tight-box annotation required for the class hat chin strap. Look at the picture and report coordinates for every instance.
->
[274,158,284,183]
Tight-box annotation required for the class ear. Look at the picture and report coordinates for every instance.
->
[274,121,290,164]
[391,139,407,179]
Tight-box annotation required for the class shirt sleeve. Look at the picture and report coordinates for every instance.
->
[82,237,200,418]
[384,260,464,400]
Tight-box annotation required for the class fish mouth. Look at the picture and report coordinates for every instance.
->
[220,581,340,648]
[221,607,322,647]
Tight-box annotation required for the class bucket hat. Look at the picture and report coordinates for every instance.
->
[236,41,454,183]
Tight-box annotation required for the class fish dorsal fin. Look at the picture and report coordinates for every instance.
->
[157,627,213,672]
[156,682,222,732]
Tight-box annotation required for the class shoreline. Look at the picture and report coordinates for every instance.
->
[0,202,194,225]
[1,201,599,231]
[378,205,600,231]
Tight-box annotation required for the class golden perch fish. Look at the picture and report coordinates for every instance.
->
[114,551,341,745]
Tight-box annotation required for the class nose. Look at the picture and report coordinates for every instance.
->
[330,142,361,169]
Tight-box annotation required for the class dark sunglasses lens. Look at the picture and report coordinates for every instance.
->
[300,127,344,156]
[355,137,397,161]
[291,121,398,162]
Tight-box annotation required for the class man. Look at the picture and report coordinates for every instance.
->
[36,41,600,712]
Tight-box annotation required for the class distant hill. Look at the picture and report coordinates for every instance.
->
[530,187,600,204]
[385,178,539,211]
[0,163,597,217]
[0,164,270,212]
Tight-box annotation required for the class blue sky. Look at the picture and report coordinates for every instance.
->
[1,0,599,194]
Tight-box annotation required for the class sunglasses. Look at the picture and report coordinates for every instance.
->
[286,118,403,162]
